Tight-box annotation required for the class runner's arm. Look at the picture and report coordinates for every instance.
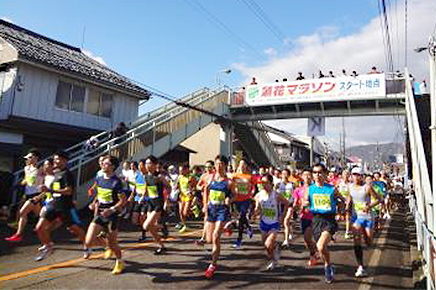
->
[225,179,235,206]
[278,193,289,210]
[334,189,345,203]
[52,186,73,196]
[303,187,310,208]
[252,195,260,220]
[367,186,382,209]
[345,194,352,211]
[203,184,210,215]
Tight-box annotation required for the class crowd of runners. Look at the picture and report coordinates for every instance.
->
[4,148,404,283]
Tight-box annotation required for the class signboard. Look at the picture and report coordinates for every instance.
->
[307,117,325,137]
[245,73,386,106]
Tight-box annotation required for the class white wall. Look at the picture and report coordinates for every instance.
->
[11,63,139,130]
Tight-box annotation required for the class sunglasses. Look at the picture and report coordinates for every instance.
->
[312,171,323,174]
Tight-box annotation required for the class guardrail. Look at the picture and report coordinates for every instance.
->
[405,68,435,289]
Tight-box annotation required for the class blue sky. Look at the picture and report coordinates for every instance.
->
[2,0,435,148]
[2,0,379,100]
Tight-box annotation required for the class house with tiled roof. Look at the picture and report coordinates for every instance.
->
[0,20,150,171]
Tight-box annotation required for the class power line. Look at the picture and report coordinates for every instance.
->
[238,0,286,44]
[393,0,400,70]
[183,0,263,59]
[382,0,395,72]
[405,0,408,67]
[377,0,395,72]
[377,0,389,72]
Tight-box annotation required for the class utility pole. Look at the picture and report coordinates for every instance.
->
[323,141,330,168]
[341,116,346,169]
[310,136,314,166]
[428,36,436,227]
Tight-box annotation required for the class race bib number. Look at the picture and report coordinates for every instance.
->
[97,187,113,203]
[209,190,225,205]
[354,201,367,213]
[284,189,293,200]
[339,184,349,197]
[179,177,190,194]
[313,194,332,211]
[136,184,146,196]
[236,182,249,195]
[147,185,158,198]
[262,208,276,218]
[52,182,60,191]
[26,175,37,186]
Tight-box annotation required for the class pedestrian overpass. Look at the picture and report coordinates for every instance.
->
[11,69,435,288]
[230,73,405,121]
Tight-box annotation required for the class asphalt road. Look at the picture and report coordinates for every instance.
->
[0,209,413,289]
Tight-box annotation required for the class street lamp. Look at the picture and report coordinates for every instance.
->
[216,69,232,86]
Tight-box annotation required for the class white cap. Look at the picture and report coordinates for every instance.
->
[24,153,33,159]
[351,167,363,175]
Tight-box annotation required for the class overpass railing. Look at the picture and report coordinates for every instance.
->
[405,68,435,289]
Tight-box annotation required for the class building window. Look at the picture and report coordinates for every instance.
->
[87,88,100,116]
[55,80,85,112]
[56,79,113,118]
[86,88,113,118]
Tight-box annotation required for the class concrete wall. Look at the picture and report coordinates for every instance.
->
[181,123,221,166]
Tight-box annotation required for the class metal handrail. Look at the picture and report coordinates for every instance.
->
[246,120,282,167]
[256,122,282,166]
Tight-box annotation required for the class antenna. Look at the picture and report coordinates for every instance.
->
[81,26,86,49]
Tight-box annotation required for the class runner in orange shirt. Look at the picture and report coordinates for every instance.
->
[230,160,254,249]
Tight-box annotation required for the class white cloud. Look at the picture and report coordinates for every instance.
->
[82,50,106,66]
[237,0,435,147]
[264,47,277,56]
[1,16,15,24]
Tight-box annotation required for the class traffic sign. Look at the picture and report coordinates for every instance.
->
[307,117,325,136]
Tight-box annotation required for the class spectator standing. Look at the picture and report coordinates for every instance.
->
[250,77,257,85]
[369,66,381,74]
[296,72,305,80]
[112,122,128,138]
[318,70,325,78]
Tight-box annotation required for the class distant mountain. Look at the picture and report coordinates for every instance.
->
[346,142,403,163]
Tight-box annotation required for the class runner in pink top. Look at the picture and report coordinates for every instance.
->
[292,168,319,266]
